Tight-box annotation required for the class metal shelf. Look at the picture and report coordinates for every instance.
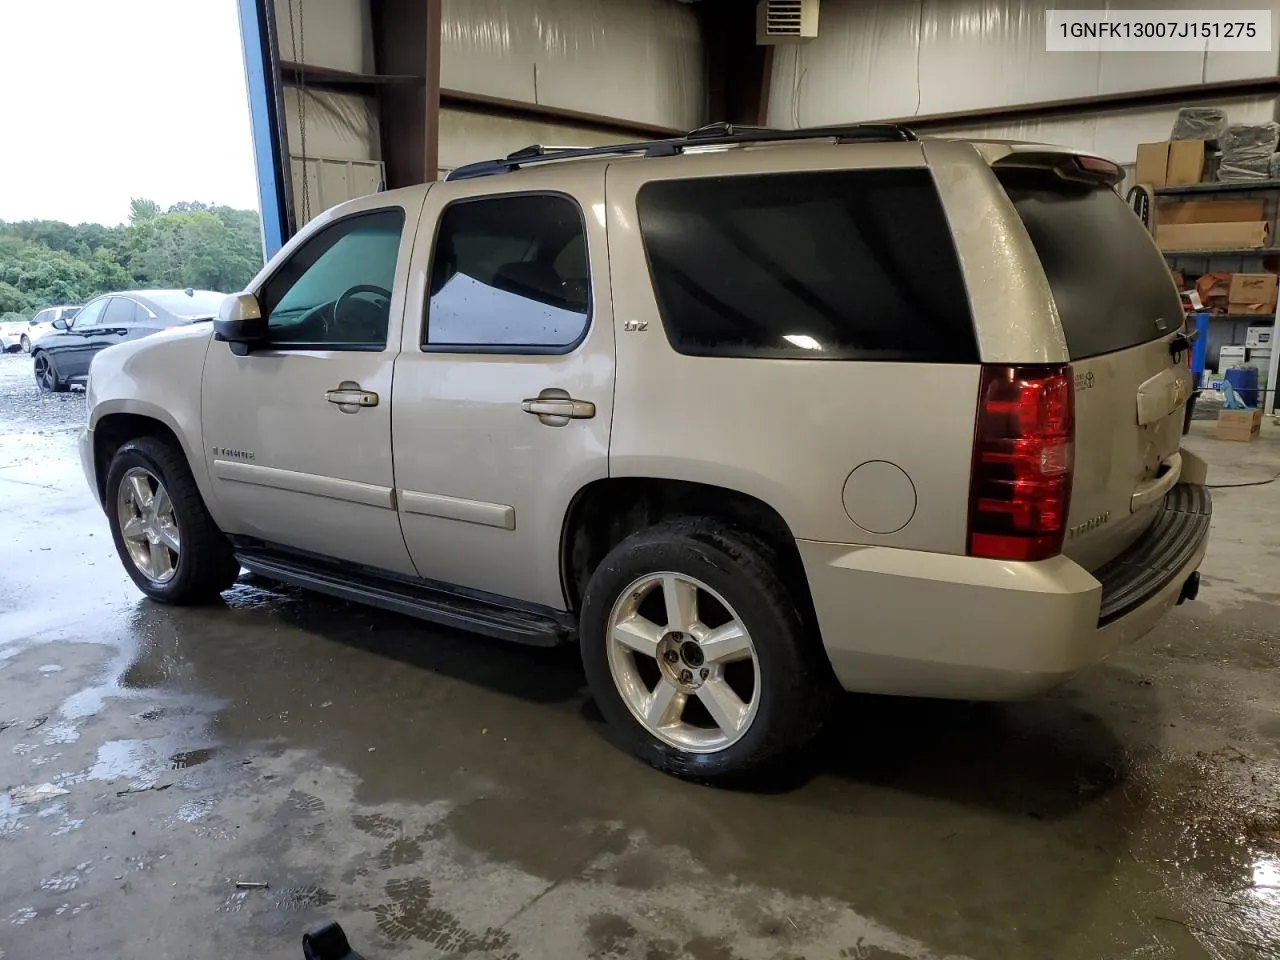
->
[1204,313,1275,322]
[1163,247,1280,257]
[1154,180,1280,196]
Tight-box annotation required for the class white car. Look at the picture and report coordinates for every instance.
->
[22,306,81,352]
[0,321,25,352]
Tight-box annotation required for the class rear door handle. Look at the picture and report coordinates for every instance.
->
[521,388,595,426]
[325,381,379,413]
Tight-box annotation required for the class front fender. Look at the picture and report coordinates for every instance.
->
[87,328,218,517]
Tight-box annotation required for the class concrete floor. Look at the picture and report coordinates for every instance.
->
[0,352,1277,960]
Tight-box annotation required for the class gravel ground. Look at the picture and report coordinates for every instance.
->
[0,350,86,431]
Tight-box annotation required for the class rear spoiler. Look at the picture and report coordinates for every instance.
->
[964,141,1124,187]
[991,151,1124,187]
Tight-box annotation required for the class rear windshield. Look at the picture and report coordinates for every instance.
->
[1000,172,1182,360]
[146,290,226,320]
[636,169,978,362]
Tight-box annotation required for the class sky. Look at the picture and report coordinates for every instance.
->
[0,0,259,225]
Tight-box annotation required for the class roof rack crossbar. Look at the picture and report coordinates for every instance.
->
[445,123,918,181]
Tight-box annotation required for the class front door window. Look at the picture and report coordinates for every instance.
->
[259,209,405,349]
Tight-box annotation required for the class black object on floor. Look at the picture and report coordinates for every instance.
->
[303,922,366,960]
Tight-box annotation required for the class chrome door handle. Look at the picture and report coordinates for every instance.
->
[325,381,379,413]
[521,389,595,426]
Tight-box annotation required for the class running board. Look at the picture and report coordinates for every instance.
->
[234,550,574,647]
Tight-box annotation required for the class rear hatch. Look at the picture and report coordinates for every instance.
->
[998,166,1193,572]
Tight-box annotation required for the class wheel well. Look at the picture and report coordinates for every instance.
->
[92,414,183,502]
[560,478,819,627]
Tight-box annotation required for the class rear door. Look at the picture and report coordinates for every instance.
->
[999,170,1193,571]
[392,168,614,609]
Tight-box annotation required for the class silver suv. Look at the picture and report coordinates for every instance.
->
[80,125,1209,780]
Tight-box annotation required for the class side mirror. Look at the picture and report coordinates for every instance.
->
[214,293,267,355]
[52,318,69,331]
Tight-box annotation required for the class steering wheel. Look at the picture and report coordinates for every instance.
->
[334,284,391,323]
[322,284,392,342]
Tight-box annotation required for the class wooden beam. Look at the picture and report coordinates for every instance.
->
[279,60,421,91]
[439,89,684,140]
[369,0,428,187]
[425,0,442,179]
[882,76,1280,131]
[697,0,768,127]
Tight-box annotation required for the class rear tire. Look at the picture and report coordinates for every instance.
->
[105,436,240,604]
[33,352,67,393]
[579,518,834,781]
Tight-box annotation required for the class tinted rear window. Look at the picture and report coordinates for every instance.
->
[636,170,977,361]
[1000,173,1182,360]
[147,290,227,320]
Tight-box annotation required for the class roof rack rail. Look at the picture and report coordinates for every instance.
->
[444,122,918,181]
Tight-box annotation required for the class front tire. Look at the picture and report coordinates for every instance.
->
[33,352,67,393]
[105,436,240,603]
[20,334,31,353]
[580,519,833,781]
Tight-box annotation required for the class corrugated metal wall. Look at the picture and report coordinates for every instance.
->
[441,0,703,133]
[768,0,1280,126]
[273,0,705,223]
[273,0,368,73]
[766,0,1280,162]
[927,96,1280,163]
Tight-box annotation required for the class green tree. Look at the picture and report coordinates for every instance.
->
[124,201,262,291]
[0,200,263,314]
[0,281,30,315]
[128,197,161,224]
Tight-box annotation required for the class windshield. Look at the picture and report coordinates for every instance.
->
[146,290,227,320]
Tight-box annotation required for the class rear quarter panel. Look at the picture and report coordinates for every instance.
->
[605,143,981,552]
[923,139,1069,365]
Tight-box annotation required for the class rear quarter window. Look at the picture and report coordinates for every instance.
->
[999,172,1183,360]
[635,169,978,362]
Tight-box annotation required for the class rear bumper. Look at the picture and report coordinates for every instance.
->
[800,484,1211,700]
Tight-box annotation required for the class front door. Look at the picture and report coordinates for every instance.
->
[51,297,115,378]
[201,195,426,575]
[392,173,614,609]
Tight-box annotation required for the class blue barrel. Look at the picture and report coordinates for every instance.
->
[1225,366,1260,407]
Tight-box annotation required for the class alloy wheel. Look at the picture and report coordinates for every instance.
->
[33,354,54,391]
[606,571,760,753]
[116,467,181,584]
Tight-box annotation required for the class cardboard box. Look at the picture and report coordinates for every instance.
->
[1217,407,1263,442]
[1167,140,1206,185]
[1227,273,1279,314]
[1134,140,1205,188]
[1219,344,1248,372]
[1160,199,1266,224]
[1156,221,1270,251]
[1246,325,1274,348]
[1196,272,1232,311]
[1136,141,1170,186]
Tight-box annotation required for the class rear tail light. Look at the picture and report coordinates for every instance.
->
[967,364,1075,562]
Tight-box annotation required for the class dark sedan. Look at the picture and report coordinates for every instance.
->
[32,289,225,393]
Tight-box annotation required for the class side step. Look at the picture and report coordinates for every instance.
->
[235,550,574,647]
